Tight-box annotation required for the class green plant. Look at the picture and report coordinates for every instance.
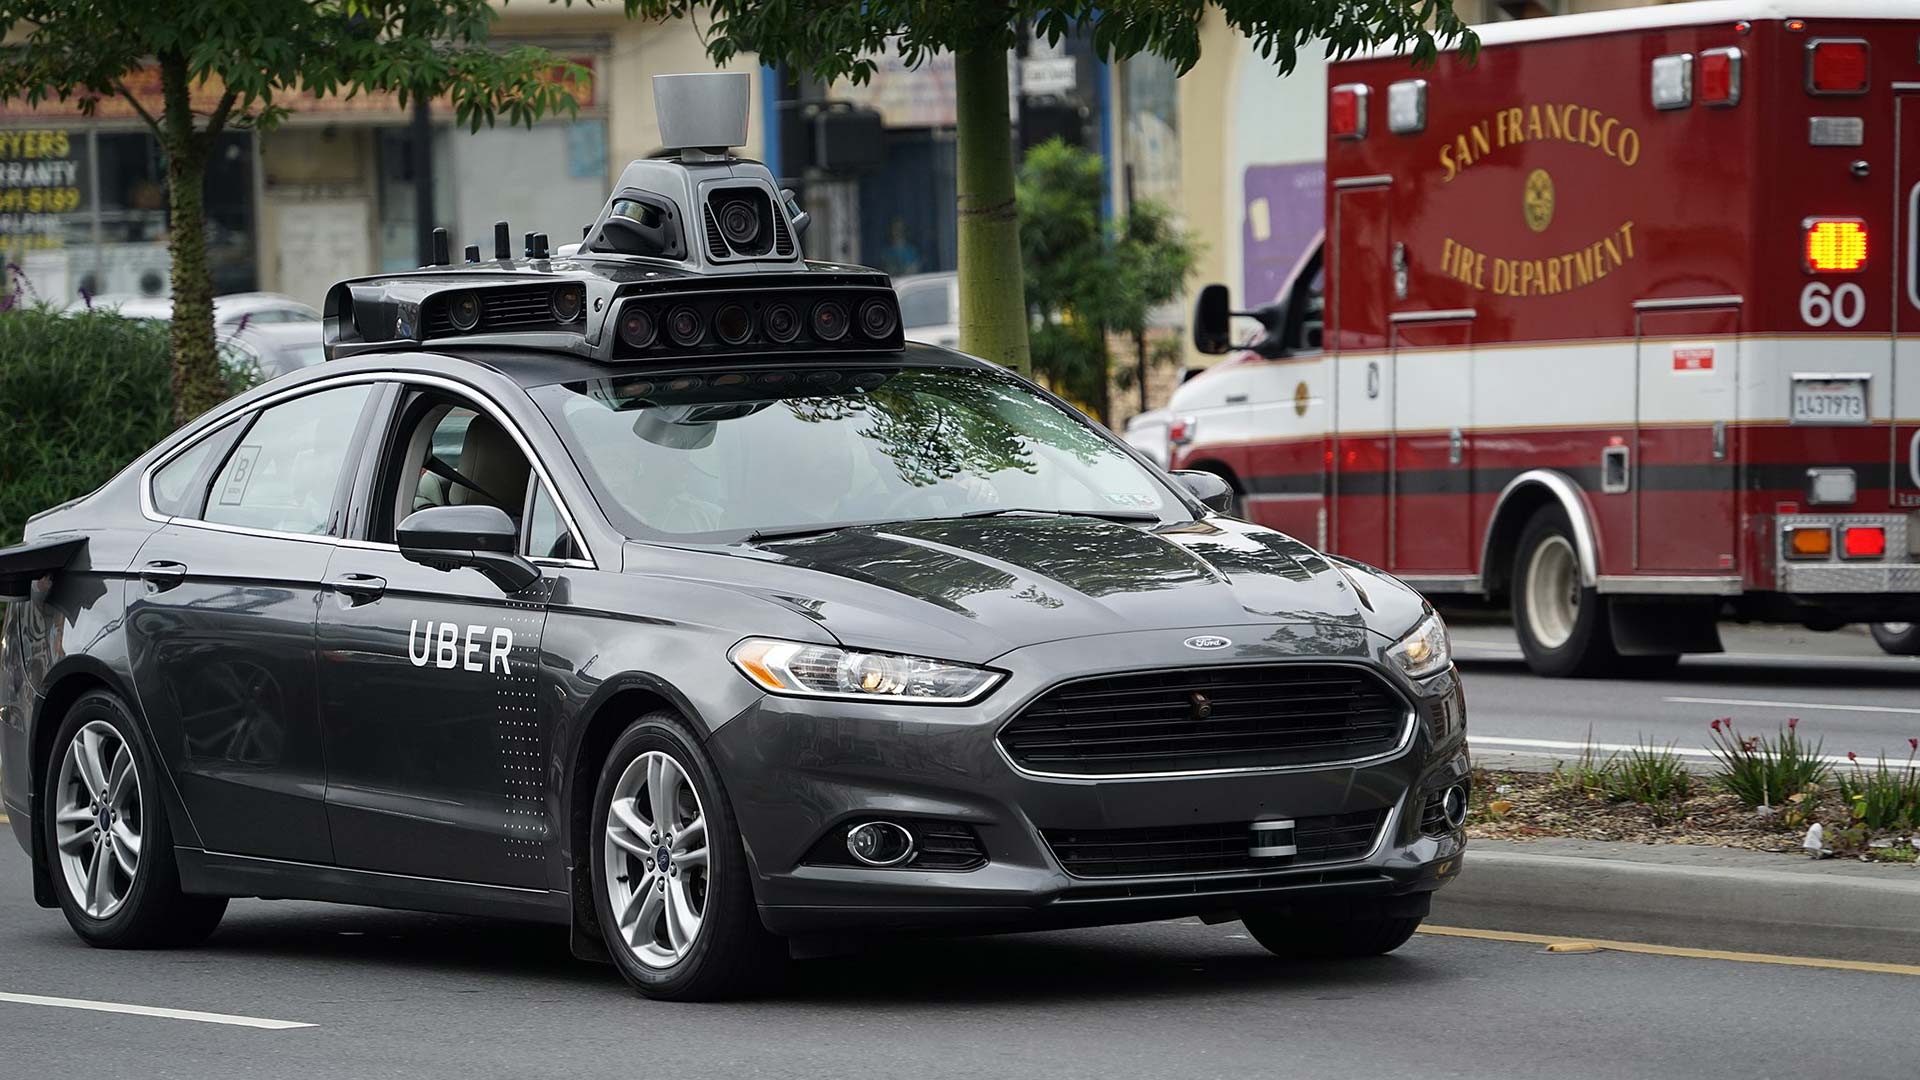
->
[1707,718,1829,808]
[0,304,251,544]
[0,0,587,422]
[1606,741,1692,809]
[1836,741,1920,832]
[631,0,1477,377]
[1551,729,1615,797]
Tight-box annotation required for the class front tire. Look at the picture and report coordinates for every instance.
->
[1871,623,1920,656]
[1241,901,1422,960]
[589,710,783,1000]
[42,690,226,948]
[1512,506,1620,677]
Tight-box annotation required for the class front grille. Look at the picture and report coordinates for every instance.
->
[1000,664,1408,776]
[1043,809,1387,879]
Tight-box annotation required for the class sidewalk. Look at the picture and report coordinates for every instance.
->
[1436,838,1920,966]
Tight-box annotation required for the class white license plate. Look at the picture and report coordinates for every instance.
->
[1791,379,1868,424]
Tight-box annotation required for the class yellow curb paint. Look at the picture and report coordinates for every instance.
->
[1545,942,1600,953]
[0,814,9,826]
[1420,925,1920,977]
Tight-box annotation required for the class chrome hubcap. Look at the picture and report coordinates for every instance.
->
[602,751,709,968]
[1524,534,1580,651]
[53,720,142,919]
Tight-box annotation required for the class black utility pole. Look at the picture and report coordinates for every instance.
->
[412,95,435,266]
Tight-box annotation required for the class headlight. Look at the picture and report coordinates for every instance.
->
[729,638,1002,703]
[1386,612,1451,679]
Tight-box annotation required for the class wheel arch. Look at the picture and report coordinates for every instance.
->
[559,673,715,961]
[27,659,139,909]
[1481,469,1600,600]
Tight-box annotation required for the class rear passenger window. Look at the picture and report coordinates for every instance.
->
[150,426,230,518]
[204,385,372,536]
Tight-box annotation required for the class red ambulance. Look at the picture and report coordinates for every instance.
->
[1176,2,1920,676]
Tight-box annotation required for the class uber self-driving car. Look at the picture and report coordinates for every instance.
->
[0,75,1466,1001]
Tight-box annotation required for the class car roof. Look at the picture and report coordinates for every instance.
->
[436,340,994,390]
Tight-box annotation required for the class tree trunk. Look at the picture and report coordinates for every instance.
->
[953,43,1030,376]
[1135,329,1149,414]
[158,52,223,426]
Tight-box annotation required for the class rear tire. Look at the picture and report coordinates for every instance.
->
[588,710,784,1001]
[1512,506,1620,677]
[1871,623,1920,656]
[42,690,227,949]
[1240,902,1422,960]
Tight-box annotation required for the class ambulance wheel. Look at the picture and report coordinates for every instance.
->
[1871,623,1920,656]
[1512,506,1619,678]
[589,710,785,1001]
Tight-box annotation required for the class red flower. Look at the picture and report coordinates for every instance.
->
[1848,751,1858,761]
[1788,717,1799,731]
[1910,738,1918,751]
[1710,719,1723,732]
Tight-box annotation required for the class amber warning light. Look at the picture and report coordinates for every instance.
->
[1804,219,1867,272]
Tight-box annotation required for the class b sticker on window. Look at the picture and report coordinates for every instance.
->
[218,446,262,506]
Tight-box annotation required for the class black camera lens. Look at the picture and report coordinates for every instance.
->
[618,307,656,349]
[550,286,584,324]
[718,199,761,248]
[667,305,705,346]
[763,302,800,344]
[447,292,481,331]
[714,303,752,345]
[857,298,898,339]
[811,300,849,342]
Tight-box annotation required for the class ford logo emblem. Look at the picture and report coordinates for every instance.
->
[1183,635,1232,650]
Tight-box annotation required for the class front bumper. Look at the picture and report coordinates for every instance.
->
[706,624,1468,936]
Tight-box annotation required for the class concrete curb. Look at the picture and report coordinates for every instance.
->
[1433,838,1920,966]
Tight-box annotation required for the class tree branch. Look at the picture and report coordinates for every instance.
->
[203,85,240,141]
[111,79,160,137]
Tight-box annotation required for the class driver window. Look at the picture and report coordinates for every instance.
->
[377,393,535,543]
[1287,253,1326,354]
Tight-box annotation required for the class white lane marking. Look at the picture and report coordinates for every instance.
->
[0,991,313,1029]
[1470,735,1861,768]
[1665,695,1920,717]
[1454,645,1917,669]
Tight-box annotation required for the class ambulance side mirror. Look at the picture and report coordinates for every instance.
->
[398,505,541,593]
[1193,284,1233,354]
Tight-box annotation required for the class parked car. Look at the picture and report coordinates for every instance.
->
[218,321,327,382]
[895,271,958,349]
[69,291,320,329]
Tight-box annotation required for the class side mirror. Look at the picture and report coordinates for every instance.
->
[397,505,541,593]
[1172,470,1236,515]
[1193,284,1233,354]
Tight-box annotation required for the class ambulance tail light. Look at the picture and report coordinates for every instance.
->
[1804,218,1868,272]
[1169,415,1196,446]
[1806,39,1869,95]
[1330,84,1369,140]
[1699,48,1742,107]
[1842,525,1887,560]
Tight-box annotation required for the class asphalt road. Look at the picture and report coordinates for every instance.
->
[1452,622,1920,766]
[0,840,1916,1079]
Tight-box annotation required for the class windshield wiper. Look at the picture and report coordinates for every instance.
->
[957,507,1162,523]
[744,518,912,543]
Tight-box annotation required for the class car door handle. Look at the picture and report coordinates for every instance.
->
[325,574,387,604]
[139,560,187,591]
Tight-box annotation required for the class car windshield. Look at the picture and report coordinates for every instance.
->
[532,363,1183,542]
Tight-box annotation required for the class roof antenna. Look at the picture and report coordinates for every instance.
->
[429,227,450,267]
[524,231,536,259]
[494,221,512,260]
[463,243,481,263]
[532,233,550,259]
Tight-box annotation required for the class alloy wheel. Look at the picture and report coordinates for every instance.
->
[52,720,143,919]
[602,750,710,968]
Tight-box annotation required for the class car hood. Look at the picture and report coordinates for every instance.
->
[623,515,1390,665]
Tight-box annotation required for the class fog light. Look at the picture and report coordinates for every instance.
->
[1443,784,1469,829]
[1785,524,1833,559]
[846,821,915,867]
[1843,525,1887,559]
[1807,468,1856,506]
